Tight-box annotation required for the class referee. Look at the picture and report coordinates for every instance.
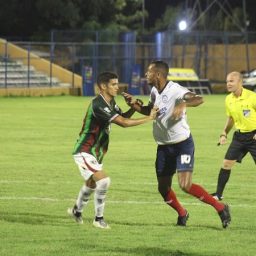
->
[212,71,256,200]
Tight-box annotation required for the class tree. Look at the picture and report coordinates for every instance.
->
[151,5,181,32]
[0,0,147,40]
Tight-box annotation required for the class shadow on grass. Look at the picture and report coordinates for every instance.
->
[118,247,213,256]
[108,247,200,256]
[109,219,224,231]
[0,211,225,231]
[0,210,69,226]
[79,244,215,256]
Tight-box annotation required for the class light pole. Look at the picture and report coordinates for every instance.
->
[243,0,250,72]
[142,0,145,34]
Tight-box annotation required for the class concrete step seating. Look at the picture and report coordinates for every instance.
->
[0,59,62,87]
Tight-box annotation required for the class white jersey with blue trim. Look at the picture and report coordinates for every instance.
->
[150,81,191,145]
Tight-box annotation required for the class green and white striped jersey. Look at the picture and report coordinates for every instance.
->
[73,94,122,163]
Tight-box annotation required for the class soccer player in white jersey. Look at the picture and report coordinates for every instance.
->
[123,60,231,228]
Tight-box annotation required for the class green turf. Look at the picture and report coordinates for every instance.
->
[0,95,255,256]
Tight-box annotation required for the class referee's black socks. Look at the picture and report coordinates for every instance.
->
[216,168,231,197]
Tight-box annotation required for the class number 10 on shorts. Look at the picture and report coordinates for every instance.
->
[181,154,191,164]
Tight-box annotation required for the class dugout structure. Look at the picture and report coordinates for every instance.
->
[167,68,212,95]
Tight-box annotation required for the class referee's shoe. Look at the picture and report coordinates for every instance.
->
[211,192,223,201]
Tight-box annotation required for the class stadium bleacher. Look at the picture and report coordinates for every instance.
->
[0,59,66,87]
[167,68,212,95]
[177,80,212,95]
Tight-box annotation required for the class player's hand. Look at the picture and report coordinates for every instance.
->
[217,135,227,146]
[171,102,186,120]
[149,106,159,120]
[122,92,134,106]
[253,134,256,140]
[122,92,144,107]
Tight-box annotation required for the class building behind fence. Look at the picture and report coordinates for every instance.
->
[1,30,256,95]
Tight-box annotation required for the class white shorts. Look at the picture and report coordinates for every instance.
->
[73,152,103,181]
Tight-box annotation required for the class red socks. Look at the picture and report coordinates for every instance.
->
[164,184,225,216]
[165,189,187,216]
[188,183,224,212]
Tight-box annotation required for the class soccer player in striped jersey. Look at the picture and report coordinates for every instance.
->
[68,71,158,229]
[123,60,231,228]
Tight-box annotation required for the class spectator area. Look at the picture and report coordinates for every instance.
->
[0,38,82,96]
[0,59,62,87]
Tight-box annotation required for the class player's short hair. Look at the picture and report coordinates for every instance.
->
[150,60,169,78]
[97,71,118,87]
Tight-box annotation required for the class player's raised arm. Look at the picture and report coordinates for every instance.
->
[112,106,159,128]
[122,92,152,115]
[183,92,204,107]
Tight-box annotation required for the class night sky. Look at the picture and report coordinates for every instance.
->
[145,0,177,28]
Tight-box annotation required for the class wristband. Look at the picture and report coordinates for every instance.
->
[220,134,227,138]
[175,98,186,105]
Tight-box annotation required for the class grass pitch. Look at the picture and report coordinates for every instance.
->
[0,95,255,256]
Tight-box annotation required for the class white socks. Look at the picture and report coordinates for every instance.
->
[94,177,111,217]
[76,185,95,212]
[75,177,111,217]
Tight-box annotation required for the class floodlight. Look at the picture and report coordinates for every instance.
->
[178,20,187,31]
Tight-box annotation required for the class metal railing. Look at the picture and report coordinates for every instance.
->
[1,30,256,89]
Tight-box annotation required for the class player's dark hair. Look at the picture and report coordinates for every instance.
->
[97,71,118,87]
[150,60,169,78]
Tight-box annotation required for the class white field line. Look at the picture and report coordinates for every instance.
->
[0,180,255,208]
[0,179,255,188]
[0,196,255,208]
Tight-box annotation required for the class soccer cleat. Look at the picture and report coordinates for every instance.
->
[211,193,223,201]
[67,207,83,224]
[93,218,110,229]
[177,211,189,226]
[218,204,231,228]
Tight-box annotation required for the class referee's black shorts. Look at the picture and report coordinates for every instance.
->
[225,130,256,163]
